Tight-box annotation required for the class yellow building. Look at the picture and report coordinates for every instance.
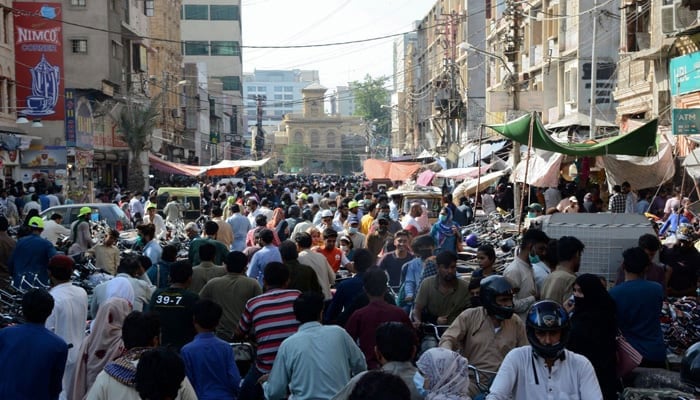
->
[273,83,366,174]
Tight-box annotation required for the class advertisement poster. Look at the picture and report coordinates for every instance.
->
[65,89,95,149]
[21,147,67,169]
[0,150,20,167]
[14,3,64,121]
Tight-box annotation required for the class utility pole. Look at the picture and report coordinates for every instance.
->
[589,0,598,139]
[504,0,523,222]
[254,95,266,160]
[436,10,464,168]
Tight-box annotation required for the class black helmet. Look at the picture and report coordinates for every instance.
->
[681,342,700,391]
[480,275,514,320]
[526,300,570,359]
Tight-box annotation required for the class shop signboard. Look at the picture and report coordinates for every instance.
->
[670,51,700,96]
[14,3,64,120]
[21,147,67,169]
[673,108,700,135]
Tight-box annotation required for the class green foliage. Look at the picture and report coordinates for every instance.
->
[110,94,162,154]
[106,93,162,192]
[350,74,391,135]
[283,143,310,172]
[350,75,391,156]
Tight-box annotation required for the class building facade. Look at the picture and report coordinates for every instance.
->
[330,85,356,116]
[242,69,319,133]
[181,0,244,159]
[273,83,365,174]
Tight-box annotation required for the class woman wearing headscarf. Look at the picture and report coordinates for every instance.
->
[416,347,471,400]
[268,207,289,241]
[429,207,462,254]
[566,273,620,400]
[68,298,132,400]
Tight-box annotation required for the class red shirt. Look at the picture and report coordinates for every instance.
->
[344,300,413,369]
[315,247,343,273]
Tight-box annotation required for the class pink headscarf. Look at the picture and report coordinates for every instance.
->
[267,207,285,229]
[68,297,132,400]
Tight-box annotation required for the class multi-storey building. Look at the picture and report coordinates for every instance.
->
[0,0,25,184]
[6,0,152,188]
[390,31,417,156]
[330,85,356,116]
[242,69,319,132]
[181,0,244,161]
[148,0,188,163]
[614,0,700,157]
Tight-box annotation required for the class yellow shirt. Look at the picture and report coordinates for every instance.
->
[360,214,374,235]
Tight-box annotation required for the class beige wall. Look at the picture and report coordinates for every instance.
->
[0,0,15,126]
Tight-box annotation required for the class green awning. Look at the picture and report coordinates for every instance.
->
[486,113,658,157]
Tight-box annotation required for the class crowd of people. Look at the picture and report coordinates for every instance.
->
[0,174,700,399]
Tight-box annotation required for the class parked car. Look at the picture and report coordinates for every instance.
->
[40,203,133,231]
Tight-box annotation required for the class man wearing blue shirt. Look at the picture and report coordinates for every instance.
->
[8,216,57,289]
[247,229,282,285]
[0,288,68,399]
[263,291,366,400]
[182,299,241,400]
[610,246,666,367]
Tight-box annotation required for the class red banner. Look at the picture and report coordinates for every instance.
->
[14,3,64,121]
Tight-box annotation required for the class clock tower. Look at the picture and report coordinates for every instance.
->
[302,83,327,118]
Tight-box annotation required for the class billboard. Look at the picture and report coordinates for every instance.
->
[65,89,94,149]
[14,3,64,121]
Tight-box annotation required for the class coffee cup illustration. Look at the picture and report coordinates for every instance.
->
[27,96,48,110]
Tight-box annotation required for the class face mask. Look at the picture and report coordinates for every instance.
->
[439,215,447,223]
[348,227,358,234]
[330,207,337,213]
[413,372,429,397]
[527,212,536,219]
[529,251,540,264]
[339,245,348,252]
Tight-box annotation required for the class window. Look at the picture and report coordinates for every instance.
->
[144,0,154,16]
[294,131,303,143]
[274,86,284,92]
[210,5,239,20]
[111,40,122,59]
[310,131,320,148]
[257,86,266,92]
[70,0,86,6]
[283,94,293,100]
[284,86,293,92]
[218,76,241,91]
[327,131,336,148]
[274,110,285,116]
[211,41,240,56]
[71,39,88,54]
[183,41,208,56]
[183,5,208,20]
[274,95,283,100]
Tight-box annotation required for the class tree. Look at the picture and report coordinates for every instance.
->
[350,75,391,153]
[107,94,161,192]
[283,143,310,172]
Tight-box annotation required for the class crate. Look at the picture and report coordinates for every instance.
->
[542,213,656,284]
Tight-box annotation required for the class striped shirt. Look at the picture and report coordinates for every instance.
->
[239,289,301,373]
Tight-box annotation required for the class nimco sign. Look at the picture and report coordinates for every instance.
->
[13,3,64,121]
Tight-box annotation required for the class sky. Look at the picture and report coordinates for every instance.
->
[241,0,435,90]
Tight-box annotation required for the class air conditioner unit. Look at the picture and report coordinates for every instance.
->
[662,0,700,33]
